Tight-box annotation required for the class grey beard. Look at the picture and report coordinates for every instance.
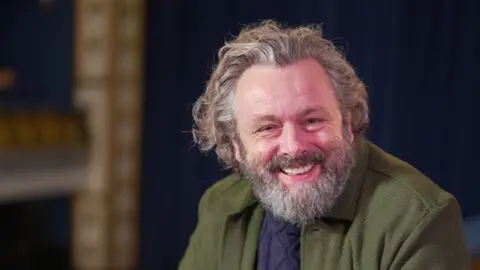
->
[237,138,356,226]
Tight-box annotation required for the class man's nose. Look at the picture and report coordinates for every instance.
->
[278,123,308,157]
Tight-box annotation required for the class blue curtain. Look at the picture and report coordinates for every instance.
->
[141,0,480,268]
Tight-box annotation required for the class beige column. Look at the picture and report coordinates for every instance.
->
[72,0,144,269]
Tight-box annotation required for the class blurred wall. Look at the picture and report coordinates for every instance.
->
[0,0,73,107]
[0,0,73,253]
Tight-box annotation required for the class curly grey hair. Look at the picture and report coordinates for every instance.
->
[192,20,369,168]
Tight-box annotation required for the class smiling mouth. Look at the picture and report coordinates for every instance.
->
[281,164,314,175]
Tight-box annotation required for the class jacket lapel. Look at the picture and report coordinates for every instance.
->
[219,204,264,270]
[240,206,264,270]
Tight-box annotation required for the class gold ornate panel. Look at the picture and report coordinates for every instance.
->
[73,0,144,269]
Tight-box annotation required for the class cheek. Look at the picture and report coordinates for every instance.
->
[248,140,277,165]
[314,128,342,149]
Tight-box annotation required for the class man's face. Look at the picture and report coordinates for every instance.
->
[233,58,356,225]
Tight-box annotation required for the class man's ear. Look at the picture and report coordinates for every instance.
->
[344,112,354,144]
[232,139,242,162]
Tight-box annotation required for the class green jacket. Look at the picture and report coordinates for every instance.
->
[179,140,471,269]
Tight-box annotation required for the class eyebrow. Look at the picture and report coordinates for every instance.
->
[299,106,331,119]
[251,114,278,122]
[249,105,331,128]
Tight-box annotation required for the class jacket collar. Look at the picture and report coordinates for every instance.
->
[322,138,369,221]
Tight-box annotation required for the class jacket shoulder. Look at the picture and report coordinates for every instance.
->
[355,142,469,268]
[199,173,254,217]
[178,174,249,270]
[364,142,456,214]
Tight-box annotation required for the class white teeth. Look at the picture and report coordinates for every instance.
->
[282,164,313,175]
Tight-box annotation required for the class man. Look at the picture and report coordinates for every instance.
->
[179,20,470,269]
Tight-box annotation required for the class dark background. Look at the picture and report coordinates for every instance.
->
[0,0,72,268]
[0,0,479,269]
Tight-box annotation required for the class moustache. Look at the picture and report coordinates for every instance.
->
[265,151,326,173]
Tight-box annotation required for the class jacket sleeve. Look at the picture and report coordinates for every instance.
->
[389,198,471,270]
[178,187,221,270]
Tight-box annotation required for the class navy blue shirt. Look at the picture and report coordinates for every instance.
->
[256,211,301,270]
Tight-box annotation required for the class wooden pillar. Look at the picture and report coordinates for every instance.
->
[72,0,144,269]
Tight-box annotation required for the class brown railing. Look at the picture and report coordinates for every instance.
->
[0,109,88,149]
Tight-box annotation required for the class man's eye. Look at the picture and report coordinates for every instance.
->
[306,118,323,124]
[257,125,277,133]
